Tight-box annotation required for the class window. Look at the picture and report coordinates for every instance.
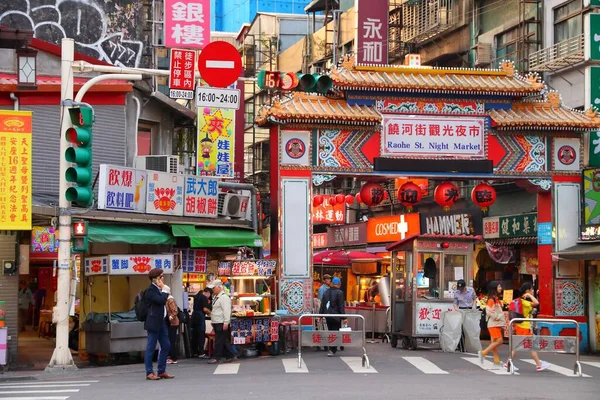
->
[496,27,519,64]
[554,0,583,44]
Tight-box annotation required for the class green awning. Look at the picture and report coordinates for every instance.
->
[171,224,263,248]
[89,224,176,245]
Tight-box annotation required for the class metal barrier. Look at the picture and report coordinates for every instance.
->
[506,318,582,376]
[298,313,369,369]
[382,307,391,343]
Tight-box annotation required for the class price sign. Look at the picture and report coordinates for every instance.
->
[196,87,241,110]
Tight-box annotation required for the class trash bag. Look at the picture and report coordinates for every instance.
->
[439,311,463,352]
[462,310,483,353]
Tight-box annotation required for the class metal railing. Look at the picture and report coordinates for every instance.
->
[298,313,370,369]
[529,34,585,72]
[506,318,582,377]
[401,0,463,43]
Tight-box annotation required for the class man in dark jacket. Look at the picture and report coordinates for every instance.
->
[144,268,174,380]
[319,277,346,357]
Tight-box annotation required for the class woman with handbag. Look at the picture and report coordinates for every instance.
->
[479,281,505,366]
[164,285,180,365]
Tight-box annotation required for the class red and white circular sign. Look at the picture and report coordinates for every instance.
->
[198,41,243,88]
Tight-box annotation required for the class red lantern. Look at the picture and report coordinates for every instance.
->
[356,193,362,203]
[359,183,385,206]
[335,194,345,205]
[345,194,355,204]
[329,196,337,206]
[398,181,423,212]
[313,195,324,207]
[434,182,460,211]
[471,183,496,211]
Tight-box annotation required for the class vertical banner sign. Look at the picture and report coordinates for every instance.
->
[183,175,219,217]
[146,171,185,216]
[585,67,600,167]
[0,110,32,230]
[585,13,600,62]
[356,0,389,64]
[179,249,208,273]
[169,49,196,100]
[98,165,147,213]
[164,0,210,49]
[197,105,235,177]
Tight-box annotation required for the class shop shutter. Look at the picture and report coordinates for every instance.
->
[0,234,18,365]
[21,105,126,200]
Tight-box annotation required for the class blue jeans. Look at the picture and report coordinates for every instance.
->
[145,320,171,375]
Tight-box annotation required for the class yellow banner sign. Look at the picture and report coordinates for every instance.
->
[197,107,235,178]
[0,110,32,230]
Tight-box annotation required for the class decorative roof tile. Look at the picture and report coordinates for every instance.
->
[331,57,543,95]
[256,93,380,126]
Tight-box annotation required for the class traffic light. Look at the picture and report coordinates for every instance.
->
[72,220,89,253]
[65,106,94,207]
[257,70,333,94]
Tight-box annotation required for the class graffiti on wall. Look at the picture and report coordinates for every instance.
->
[0,0,145,67]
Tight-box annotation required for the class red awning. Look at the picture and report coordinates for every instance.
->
[313,250,382,266]
[385,235,419,252]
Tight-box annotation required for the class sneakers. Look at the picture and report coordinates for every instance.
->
[167,358,177,365]
[198,354,209,359]
[327,351,335,357]
[537,361,551,372]
[478,351,484,365]
[503,362,519,372]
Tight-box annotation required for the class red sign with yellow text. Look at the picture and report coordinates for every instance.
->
[366,214,420,243]
[312,198,345,224]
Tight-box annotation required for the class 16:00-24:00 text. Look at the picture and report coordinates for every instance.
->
[198,92,239,104]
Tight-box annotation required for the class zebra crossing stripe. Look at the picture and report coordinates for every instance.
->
[213,363,240,375]
[581,361,600,369]
[462,357,517,375]
[282,358,309,373]
[340,357,378,374]
[403,356,448,374]
[520,359,590,377]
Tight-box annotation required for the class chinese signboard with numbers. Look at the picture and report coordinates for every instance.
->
[146,171,184,216]
[197,107,235,178]
[355,0,389,64]
[108,254,174,275]
[164,0,210,49]
[484,213,538,239]
[169,48,196,100]
[98,165,147,213]
[183,175,219,218]
[302,330,363,347]
[382,115,486,158]
[178,249,207,273]
[327,222,367,247]
[0,110,32,230]
[84,256,108,276]
[416,302,454,335]
[512,335,577,353]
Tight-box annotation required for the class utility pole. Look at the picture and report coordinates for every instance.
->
[47,37,76,372]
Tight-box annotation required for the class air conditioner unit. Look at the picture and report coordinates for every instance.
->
[218,193,250,218]
[475,42,492,67]
[134,155,180,174]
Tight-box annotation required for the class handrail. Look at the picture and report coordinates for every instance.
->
[529,34,585,71]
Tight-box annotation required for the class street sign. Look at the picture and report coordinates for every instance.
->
[198,41,242,88]
[169,48,196,100]
[72,220,88,236]
[196,87,241,110]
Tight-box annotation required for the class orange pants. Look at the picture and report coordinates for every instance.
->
[515,326,531,336]
[488,327,503,339]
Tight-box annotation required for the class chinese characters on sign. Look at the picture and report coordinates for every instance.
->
[98,165,147,213]
[382,116,486,158]
[169,48,196,100]
[0,110,32,230]
[312,233,328,249]
[146,172,184,216]
[231,260,276,276]
[197,107,235,178]
[84,256,108,276]
[312,197,345,224]
[356,0,389,64]
[415,302,454,335]
[327,222,367,247]
[302,330,361,347]
[31,226,58,252]
[184,176,219,217]
[108,254,174,275]
[483,213,538,239]
[218,261,232,276]
[179,249,207,273]
[513,335,577,353]
[231,318,279,344]
[164,0,210,49]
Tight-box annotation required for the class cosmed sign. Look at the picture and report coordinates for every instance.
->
[382,115,486,158]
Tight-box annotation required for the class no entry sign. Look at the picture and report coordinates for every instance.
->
[198,41,243,88]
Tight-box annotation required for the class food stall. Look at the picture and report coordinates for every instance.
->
[387,235,476,350]
[82,254,175,358]
[218,259,279,355]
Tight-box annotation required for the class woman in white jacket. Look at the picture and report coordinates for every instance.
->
[479,281,506,366]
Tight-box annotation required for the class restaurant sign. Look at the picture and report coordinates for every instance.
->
[483,213,538,239]
[382,115,485,158]
[327,222,367,247]
[231,260,276,276]
[416,302,454,335]
[312,233,328,249]
[184,175,219,218]
[179,248,208,273]
[108,254,174,275]
[84,256,108,276]
[146,171,184,216]
[312,197,345,224]
[98,165,147,213]
[421,210,483,236]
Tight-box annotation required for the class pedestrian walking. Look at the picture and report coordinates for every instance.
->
[18,281,33,332]
[143,268,174,381]
[163,285,180,365]
[479,281,505,366]
[319,277,347,357]
[191,287,212,358]
[207,279,234,364]
[504,282,550,372]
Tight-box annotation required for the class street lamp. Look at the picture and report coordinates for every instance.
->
[17,47,37,88]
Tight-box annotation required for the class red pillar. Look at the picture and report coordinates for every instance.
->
[537,191,553,317]
[269,125,279,260]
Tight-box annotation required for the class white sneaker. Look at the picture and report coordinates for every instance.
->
[537,361,550,372]
[327,351,334,357]
[503,362,519,372]
[478,351,484,365]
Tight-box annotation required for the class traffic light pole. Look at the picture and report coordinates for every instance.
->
[47,38,76,372]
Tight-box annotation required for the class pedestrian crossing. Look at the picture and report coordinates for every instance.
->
[0,380,98,399]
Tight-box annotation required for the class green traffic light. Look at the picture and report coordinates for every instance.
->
[66,186,92,206]
[65,166,92,184]
[65,147,91,165]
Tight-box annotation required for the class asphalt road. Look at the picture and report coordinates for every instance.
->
[1,342,599,400]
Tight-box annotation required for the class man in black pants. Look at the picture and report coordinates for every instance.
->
[207,280,233,364]
[191,288,212,358]
[319,277,347,357]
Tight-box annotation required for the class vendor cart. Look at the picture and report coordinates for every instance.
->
[387,235,475,350]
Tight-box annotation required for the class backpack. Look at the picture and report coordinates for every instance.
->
[134,290,149,322]
[508,298,524,320]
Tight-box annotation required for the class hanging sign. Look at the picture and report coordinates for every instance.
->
[184,175,219,217]
[231,259,276,276]
[312,197,345,224]
[98,165,147,213]
[31,226,58,252]
[164,0,210,50]
[218,261,232,276]
[84,256,108,276]
[421,211,483,236]
[197,107,235,177]
[0,110,32,230]
[179,248,208,273]
[169,48,196,100]
[109,254,174,275]
[146,171,184,216]
[312,233,328,249]
[327,222,367,247]
[382,115,485,158]
[355,0,389,64]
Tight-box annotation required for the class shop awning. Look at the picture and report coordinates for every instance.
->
[313,250,382,266]
[171,224,263,248]
[88,224,176,245]
[552,243,600,260]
